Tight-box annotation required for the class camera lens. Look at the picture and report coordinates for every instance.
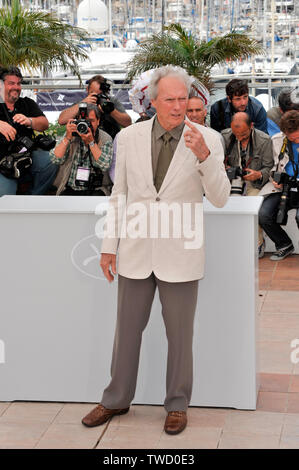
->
[76,121,89,134]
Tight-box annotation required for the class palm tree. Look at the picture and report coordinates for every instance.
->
[127,23,264,90]
[0,0,88,78]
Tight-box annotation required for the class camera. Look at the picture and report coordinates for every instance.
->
[271,171,289,186]
[226,166,244,181]
[92,79,115,114]
[0,135,34,179]
[271,171,299,225]
[8,135,35,154]
[73,103,92,135]
[95,94,115,114]
[226,166,250,196]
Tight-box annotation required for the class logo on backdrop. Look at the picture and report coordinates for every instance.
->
[36,90,87,112]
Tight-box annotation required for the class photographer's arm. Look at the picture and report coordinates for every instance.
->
[13,114,49,131]
[58,95,98,125]
[80,129,113,171]
[109,108,131,128]
[53,120,75,160]
[58,104,80,126]
[0,120,17,141]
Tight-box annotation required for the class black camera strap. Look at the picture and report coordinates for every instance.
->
[77,128,103,171]
[225,131,254,168]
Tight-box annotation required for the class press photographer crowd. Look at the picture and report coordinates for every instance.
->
[0,66,298,261]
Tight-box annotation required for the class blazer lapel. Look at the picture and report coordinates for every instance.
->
[136,117,157,194]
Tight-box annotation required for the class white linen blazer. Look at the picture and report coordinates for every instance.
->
[101,117,230,282]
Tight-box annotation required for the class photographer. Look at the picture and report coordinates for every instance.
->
[222,112,273,257]
[58,75,131,139]
[210,78,268,134]
[51,103,113,195]
[0,66,58,196]
[267,88,299,136]
[259,110,299,261]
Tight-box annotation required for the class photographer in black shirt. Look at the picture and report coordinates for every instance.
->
[0,66,58,196]
[58,75,131,139]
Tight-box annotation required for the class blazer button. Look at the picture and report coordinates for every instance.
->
[156,197,160,201]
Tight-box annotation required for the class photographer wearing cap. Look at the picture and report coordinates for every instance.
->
[0,66,58,196]
[52,103,113,195]
[58,75,131,139]
[259,110,299,261]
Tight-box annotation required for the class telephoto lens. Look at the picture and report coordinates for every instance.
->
[276,183,291,225]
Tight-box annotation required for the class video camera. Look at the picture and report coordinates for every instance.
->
[271,171,299,225]
[73,103,92,135]
[92,79,115,114]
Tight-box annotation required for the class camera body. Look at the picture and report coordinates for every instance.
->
[271,171,289,186]
[94,94,115,114]
[92,79,115,114]
[226,166,248,182]
[73,103,92,135]
[9,135,35,154]
[0,135,35,179]
[226,166,250,196]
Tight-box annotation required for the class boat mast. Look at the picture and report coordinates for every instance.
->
[109,0,113,48]
[271,0,275,75]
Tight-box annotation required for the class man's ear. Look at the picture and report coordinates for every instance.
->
[227,96,231,103]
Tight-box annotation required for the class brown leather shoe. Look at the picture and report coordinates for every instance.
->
[82,404,130,427]
[164,411,187,435]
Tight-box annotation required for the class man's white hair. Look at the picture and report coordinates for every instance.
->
[148,65,192,100]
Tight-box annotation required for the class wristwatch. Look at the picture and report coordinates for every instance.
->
[89,141,95,148]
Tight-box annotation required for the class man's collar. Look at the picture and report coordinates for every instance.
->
[153,116,185,140]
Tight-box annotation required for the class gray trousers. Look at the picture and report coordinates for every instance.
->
[101,273,199,412]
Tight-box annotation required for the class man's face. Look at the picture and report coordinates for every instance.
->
[186,97,207,125]
[4,75,22,104]
[286,129,299,144]
[228,93,249,112]
[88,81,101,96]
[151,76,188,131]
[231,121,252,143]
[87,110,100,134]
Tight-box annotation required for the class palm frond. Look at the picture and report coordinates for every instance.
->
[0,0,88,79]
[127,23,264,91]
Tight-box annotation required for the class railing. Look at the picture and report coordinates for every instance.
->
[21,73,299,111]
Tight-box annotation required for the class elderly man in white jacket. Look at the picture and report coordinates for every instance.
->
[82,66,230,435]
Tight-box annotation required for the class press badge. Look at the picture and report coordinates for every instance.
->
[75,166,90,186]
